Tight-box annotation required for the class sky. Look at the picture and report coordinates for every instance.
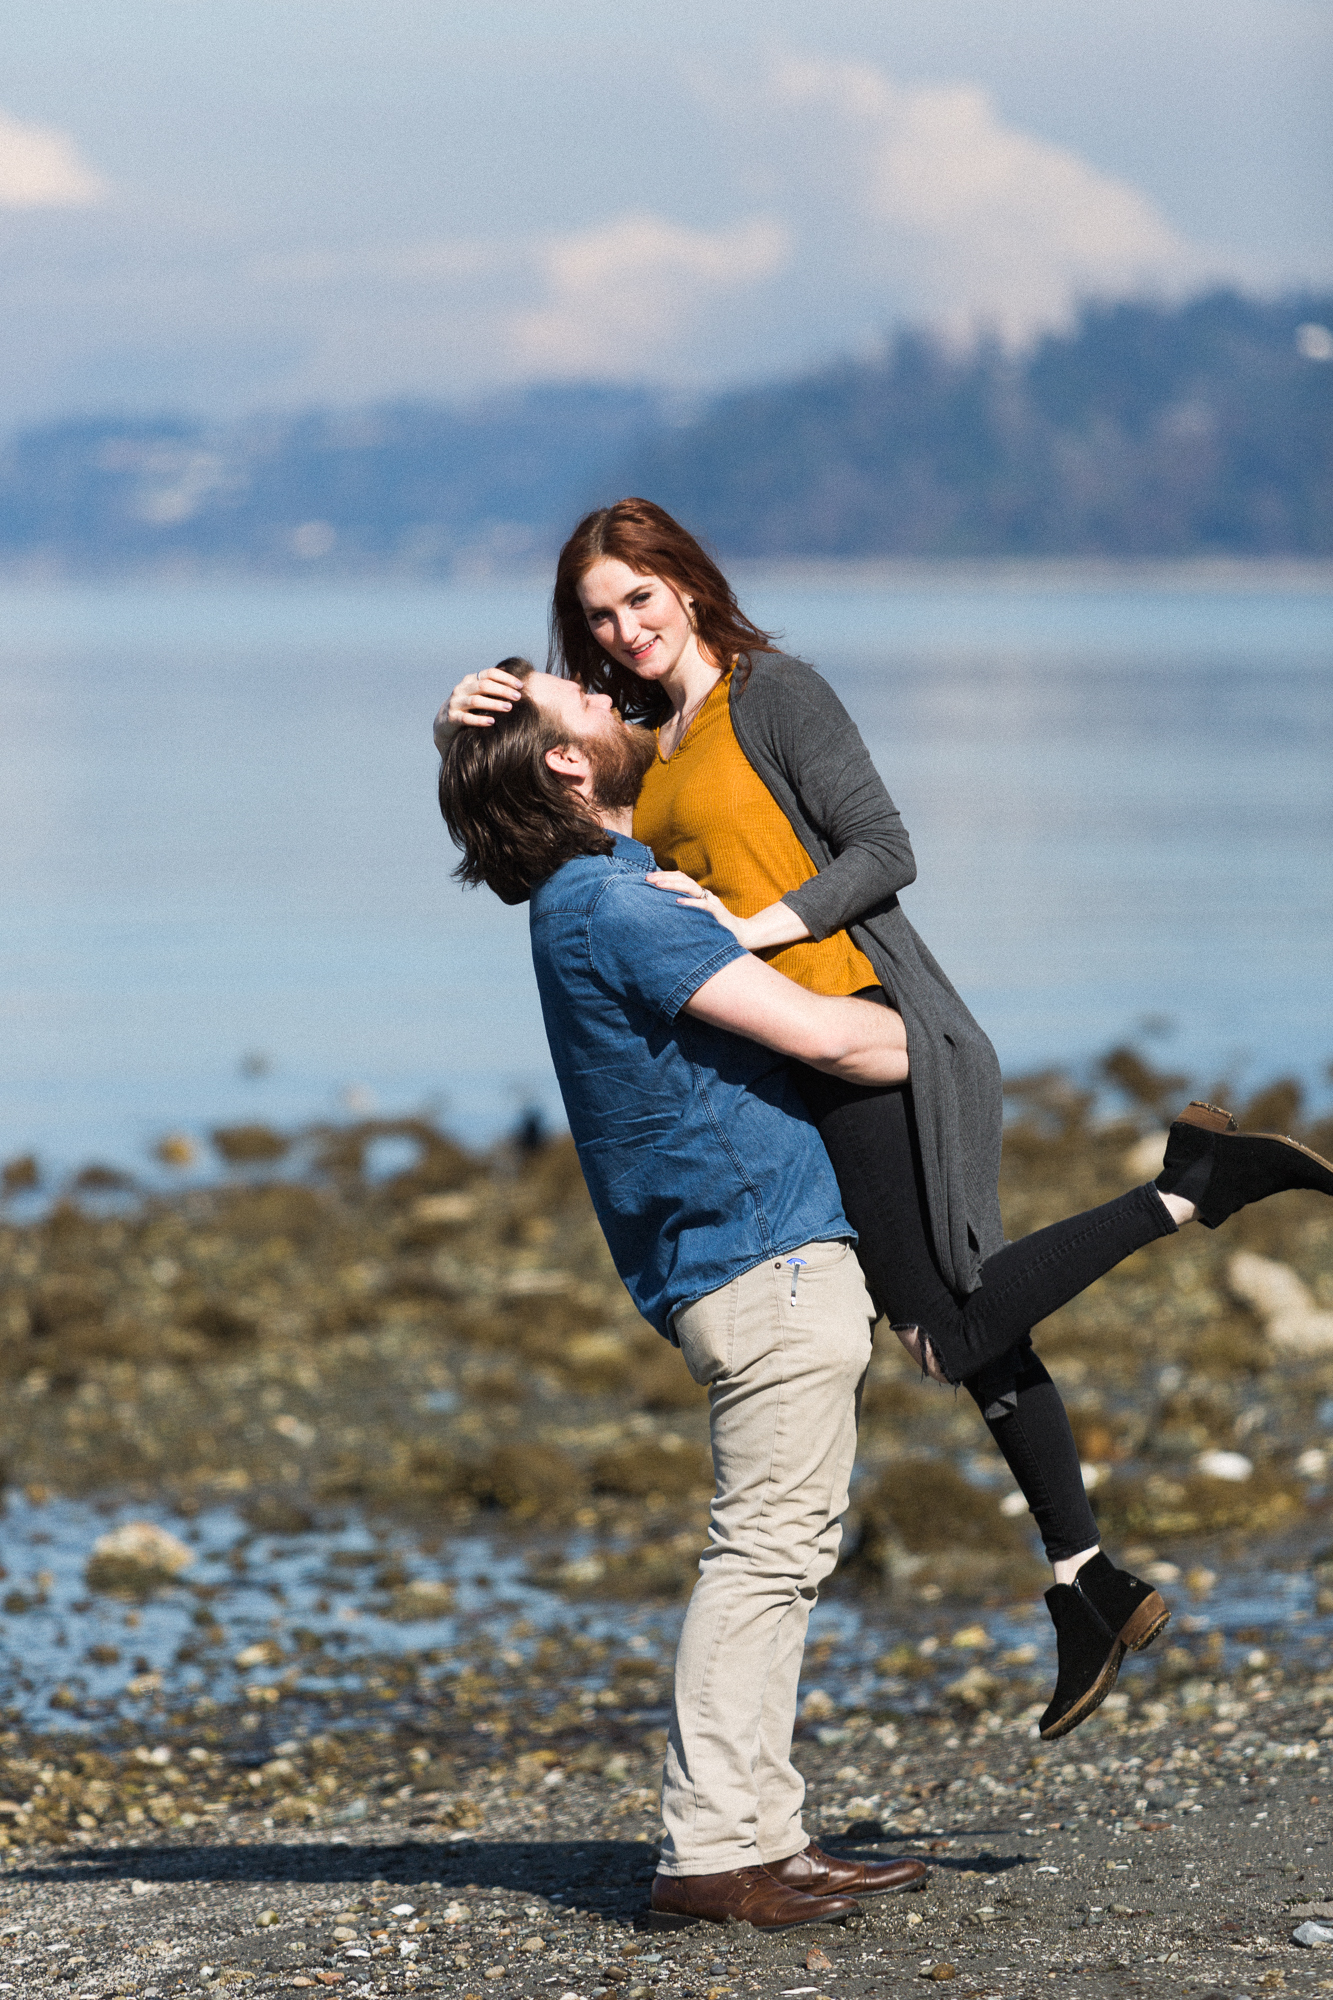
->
[2,0,1330,421]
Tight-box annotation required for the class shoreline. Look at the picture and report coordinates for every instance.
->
[1,1092,1331,1989]
[3,554,1333,594]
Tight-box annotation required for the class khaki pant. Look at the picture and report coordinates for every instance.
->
[658,1238,876,1876]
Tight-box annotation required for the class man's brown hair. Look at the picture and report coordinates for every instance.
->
[550,497,778,722]
[438,658,613,905]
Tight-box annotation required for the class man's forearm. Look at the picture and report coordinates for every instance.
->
[683,957,908,1085]
[800,996,908,1085]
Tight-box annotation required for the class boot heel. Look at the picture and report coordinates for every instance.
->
[1178,1101,1236,1134]
[1119,1590,1170,1652]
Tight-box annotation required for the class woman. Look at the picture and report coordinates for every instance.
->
[437,498,1333,1738]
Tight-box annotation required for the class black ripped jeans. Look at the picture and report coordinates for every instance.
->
[793,1043,1176,1563]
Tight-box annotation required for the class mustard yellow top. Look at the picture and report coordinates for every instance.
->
[633,671,878,998]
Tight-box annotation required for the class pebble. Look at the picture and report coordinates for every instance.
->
[1294,1920,1333,1947]
[89,1519,195,1575]
[0,1108,1328,1995]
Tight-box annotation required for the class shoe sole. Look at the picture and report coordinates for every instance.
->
[1039,1639,1125,1741]
[840,1872,930,1897]
[640,1907,852,1931]
[1120,1589,1171,1652]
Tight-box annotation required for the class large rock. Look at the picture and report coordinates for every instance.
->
[1228,1251,1333,1354]
[86,1520,195,1595]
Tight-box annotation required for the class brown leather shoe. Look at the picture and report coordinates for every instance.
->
[764,1841,929,1897]
[649,1865,856,1929]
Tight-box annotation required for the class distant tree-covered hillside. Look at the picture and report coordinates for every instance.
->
[0,291,1329,570]
[0,385,663,574]
[621,290,1333,557]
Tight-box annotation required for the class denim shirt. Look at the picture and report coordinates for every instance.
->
[528,834,852,1338]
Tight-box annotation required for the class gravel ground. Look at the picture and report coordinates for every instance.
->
[3,1682,1333,2000]
[3,1074,1333,1995]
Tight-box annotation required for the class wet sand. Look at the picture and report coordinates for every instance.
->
[1,1078,1332,1992]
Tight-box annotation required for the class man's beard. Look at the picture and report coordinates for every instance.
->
[586,722,658,812]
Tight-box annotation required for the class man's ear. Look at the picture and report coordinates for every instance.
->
[544,741,591,791]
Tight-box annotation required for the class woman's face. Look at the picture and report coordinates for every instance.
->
[575,558,698,684]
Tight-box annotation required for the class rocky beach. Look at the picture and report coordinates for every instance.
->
[1,1061,1332,1997]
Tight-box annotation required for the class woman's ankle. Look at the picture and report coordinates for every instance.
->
[1156,1187,1196,1228]
[1051,1543,1100,1588]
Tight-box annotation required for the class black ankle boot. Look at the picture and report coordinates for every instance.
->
[1038,1586,1123,1741]
[1156,1100,1333,1229]
[1073,1551,1171,1652]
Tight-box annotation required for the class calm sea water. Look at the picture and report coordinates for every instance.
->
[2,568,1331,1182]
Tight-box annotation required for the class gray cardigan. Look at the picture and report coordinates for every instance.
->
[728,651,1005,1296]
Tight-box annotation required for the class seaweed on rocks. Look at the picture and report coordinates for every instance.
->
[0,1064,1330,1616]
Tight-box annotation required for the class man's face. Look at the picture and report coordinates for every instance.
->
[525,672,656,811]
[524,671,618,738]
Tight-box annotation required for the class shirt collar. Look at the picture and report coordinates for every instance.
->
[608,831,655,869]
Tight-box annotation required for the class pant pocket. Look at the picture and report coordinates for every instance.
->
[673,1279,739,1386]
[790,1238,870,1316]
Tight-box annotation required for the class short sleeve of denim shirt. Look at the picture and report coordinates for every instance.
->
[587,876,748,1022]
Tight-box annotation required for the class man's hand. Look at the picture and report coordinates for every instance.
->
[681,953,908,1087]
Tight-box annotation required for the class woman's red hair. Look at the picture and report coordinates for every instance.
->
[549,497,778,721]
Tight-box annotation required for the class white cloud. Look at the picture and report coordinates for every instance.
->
[234,217,792,387]
[0,57,1251,414]
[510,213,791,374]
[0,109,108,209]
[759,59,1213,344]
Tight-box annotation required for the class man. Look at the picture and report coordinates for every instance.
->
[438,662,927,1929]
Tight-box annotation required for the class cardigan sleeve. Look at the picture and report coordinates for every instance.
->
[740,658,917,943]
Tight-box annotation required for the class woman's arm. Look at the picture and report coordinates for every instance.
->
[645,870,813,954]
[733,658,917,942]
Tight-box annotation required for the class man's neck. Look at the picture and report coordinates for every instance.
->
[593,805,635,838]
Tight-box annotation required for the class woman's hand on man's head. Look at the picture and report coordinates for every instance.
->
[433,664,527,754]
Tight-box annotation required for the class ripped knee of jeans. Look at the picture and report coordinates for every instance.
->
[893,1322,955,1387]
